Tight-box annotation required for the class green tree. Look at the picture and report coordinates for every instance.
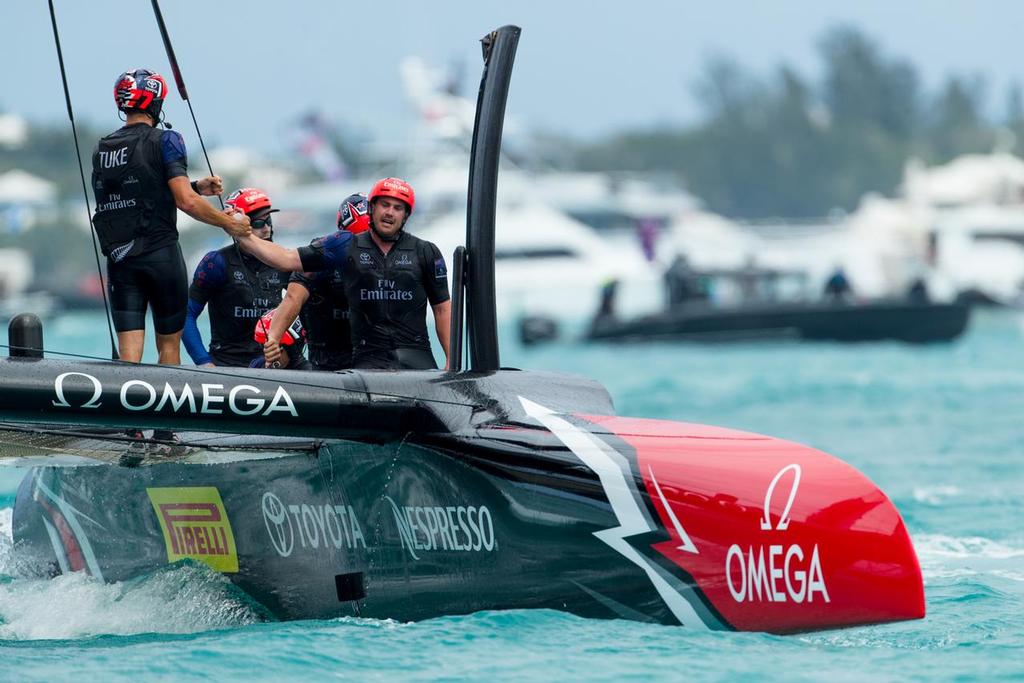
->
[1005,84,1024,156]
[925,76,994,162]
[818,25,920,136]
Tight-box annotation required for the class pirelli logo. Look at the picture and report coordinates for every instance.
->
[147,487,239,573]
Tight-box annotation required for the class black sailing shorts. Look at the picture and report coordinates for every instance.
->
[107,242,188,335]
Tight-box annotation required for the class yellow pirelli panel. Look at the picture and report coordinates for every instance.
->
[146,487,239,573]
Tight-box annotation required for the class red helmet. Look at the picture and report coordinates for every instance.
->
[254,309,304,346]
[369,177,415,214]
[226,188,276,216]
[337,192,370,233]
[114,68,167,117]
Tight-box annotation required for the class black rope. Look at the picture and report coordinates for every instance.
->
[150,0,225,208]
[47,0,119,360]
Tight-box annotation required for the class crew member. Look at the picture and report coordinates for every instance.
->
[664,253,695,308]
[91,68,250,366]
[183,188,292,367]
[263,193,370,371]
[823,266,853,302]
[239,177,451,370]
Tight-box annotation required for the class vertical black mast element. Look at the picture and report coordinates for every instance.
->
[47,0,119,360]
[465,26,521,372]
[150,0,224,209]
[447,246,467,372]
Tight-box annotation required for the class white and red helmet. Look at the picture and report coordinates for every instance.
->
[114,68,167,119]
[337,192,370,233]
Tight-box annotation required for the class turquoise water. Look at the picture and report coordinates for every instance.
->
[1,310,1023,681]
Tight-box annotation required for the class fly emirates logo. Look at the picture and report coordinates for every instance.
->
[360,279,413,301]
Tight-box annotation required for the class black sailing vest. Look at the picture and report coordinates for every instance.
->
[91,124,178,260]
[294,269,353,371]
[206,245,287,367]
[344,230,433,359]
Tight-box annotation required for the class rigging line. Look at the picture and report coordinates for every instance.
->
[150,0,224,209]
[0,342,483,411]
[46,0,119,361]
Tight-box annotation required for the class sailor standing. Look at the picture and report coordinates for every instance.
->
[91,68,250,366]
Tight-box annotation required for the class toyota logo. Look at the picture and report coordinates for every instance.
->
[262,492,294,557]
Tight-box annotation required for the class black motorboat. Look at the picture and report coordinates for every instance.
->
[587,298,971,343]
[585,263,969,344]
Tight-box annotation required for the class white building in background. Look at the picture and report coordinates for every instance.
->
[0,169,57,234]
[0,114,28,148]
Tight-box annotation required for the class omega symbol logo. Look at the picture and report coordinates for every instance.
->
[52,372,103,409]
[760,463,801,531]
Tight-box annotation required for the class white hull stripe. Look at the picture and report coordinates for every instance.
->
[520,396,708,629]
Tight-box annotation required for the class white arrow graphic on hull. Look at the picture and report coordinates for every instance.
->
[519,396,708,629]
[647,465,699,554]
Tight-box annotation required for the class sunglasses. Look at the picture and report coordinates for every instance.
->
[251,215,273,229]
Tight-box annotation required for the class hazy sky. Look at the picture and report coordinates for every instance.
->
[3,1,1022,155]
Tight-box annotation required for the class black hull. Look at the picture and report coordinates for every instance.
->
[587,300,971,343]
[14,436,673,624]
[5,363,683,625]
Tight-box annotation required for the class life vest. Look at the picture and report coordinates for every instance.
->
[206,245,287,367]
[343,230,436,358]
[91,124,177,260]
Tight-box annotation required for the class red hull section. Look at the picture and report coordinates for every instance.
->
[581,415,926,633]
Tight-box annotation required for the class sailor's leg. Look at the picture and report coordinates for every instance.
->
[116,330,145,362]
[107,255,147,362]
[155,330,183,365]
[145,243,188,366]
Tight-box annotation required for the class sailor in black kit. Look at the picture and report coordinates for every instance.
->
[91,69,250,364]
[262,193,370,372]
[340,226,450,369]
[240,177,452,370]
[292,269,353,370]
[183,188,296,368]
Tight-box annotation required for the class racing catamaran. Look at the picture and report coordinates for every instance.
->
[0,25,924,633]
